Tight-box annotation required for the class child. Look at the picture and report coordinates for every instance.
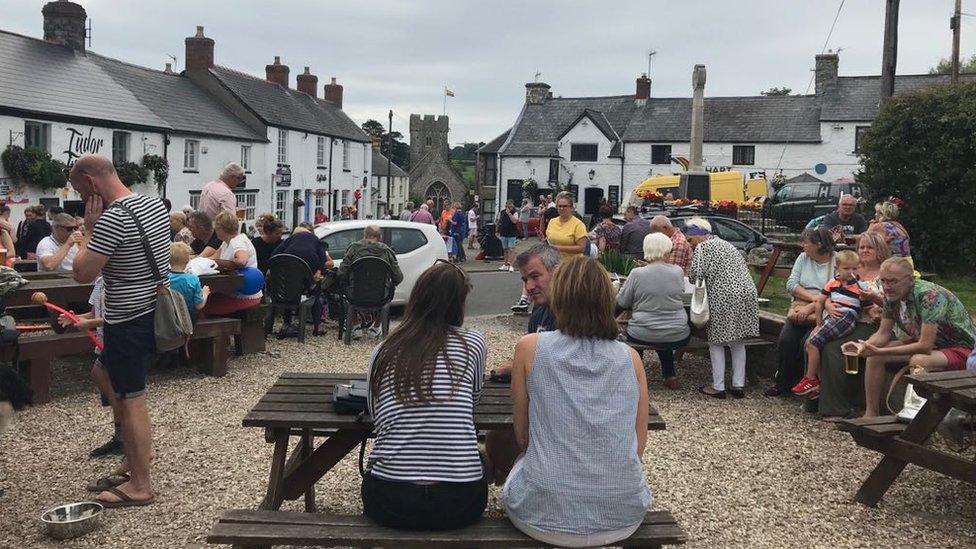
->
[168,242,209,323]
[792,250,870,399]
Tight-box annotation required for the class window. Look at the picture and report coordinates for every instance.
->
[732,145,755,166]
[277,128,288,164]
[341,189,350,206]
[241,145,251,172]
[233,190,257,221]
[363,143,368,172]
[189,192,201,210]
[387,228,428,255]
[112,131,130,164]
[712,218,757,244]
[426,136,432,147]
[570,143,598,162]
[342,140,351,170]
[854,125,870,154]
[651,145,671,165]
[548,159,559,182]
[321,229,361,260]
[789,184,820,200]
[315,190,325,212]
[183,139,199,171]
[24,121,50,152]
[274,190,287,222]
[317,136,326,167]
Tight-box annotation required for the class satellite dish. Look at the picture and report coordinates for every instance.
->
[814,163,827,175]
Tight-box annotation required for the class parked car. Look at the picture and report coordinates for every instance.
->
[314,220,448,306]
[613,210,769,254]
[766,180,863,230]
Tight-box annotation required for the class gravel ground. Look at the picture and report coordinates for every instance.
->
[1,314,974,548]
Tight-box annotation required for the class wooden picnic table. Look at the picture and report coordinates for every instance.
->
[838,370,976,506]
[754,240,802,296]
[245,372,667,512]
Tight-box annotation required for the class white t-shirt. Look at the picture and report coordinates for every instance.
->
[218,233,261,299]
[467,209,478,230]
[88,277,105,354]
[35,235,78,272]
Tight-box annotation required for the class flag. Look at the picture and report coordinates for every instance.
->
[445,87,455,97]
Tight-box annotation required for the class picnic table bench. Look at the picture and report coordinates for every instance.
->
[208,372,680,548]
[837,370,976,506]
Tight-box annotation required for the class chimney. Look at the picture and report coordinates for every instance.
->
[184,26,214,71]
[296,66,318,97]
[324,77,344,109]
[266,56,289,87]
[525,82,551,105]
[635,73,651,105]
[42,1,87,52]
[164,63,173,74]
[370,136,382,150]
[815,53,839,96]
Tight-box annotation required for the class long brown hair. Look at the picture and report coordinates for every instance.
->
[549,255,619,340]
[370,261,472,403]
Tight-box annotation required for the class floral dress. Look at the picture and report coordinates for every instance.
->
[593,221,622,251]
[690,236,760,344]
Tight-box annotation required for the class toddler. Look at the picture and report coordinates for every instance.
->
[167,242,209,323]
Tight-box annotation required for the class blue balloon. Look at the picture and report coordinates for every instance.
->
[237,266,265,295]
[814,163,827,175]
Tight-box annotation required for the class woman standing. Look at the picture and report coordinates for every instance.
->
[504,256,651,546]
[686,217,760,399]
[202,211,263,315]
[544,192,588,259]
[363,261,487,530]
[764,227,835,397]
[592,205,622,253]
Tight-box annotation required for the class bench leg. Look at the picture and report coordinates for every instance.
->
[756,245,782,296]
[302,429,316,512]
[193,336,229,377]
[281,429,369,501]
[20,358,51,405]
[343,303,354,345]
[236,320,265,355]
[259,429,289,511]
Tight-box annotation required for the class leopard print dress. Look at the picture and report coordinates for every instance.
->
[690,236,760,345]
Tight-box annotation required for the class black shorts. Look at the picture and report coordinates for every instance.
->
[100,312,156,399]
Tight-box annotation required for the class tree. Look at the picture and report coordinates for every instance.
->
[361,119,385,137]
[760,87,792,96]
[361,119,410,170]
[858,81,976,273]
[929,54,976,74]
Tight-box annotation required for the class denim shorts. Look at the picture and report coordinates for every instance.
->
[500,236,518,249]
[100,312,156,399]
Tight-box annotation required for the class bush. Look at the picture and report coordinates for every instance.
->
[114,160,149,188]
[599,248,636,276]
[1,145,67,190]
[858,82,976,273]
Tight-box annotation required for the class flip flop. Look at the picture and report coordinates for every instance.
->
[98,486,154,508]
[86,473,130,492]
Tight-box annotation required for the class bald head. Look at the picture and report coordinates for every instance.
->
[68,154,121,201]
[364,225,382,241]
[649,215,674,235]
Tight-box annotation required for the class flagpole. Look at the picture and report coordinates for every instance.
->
[443,86,447,115]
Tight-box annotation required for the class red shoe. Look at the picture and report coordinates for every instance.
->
[791,376,820,396]
[808,388,820,400]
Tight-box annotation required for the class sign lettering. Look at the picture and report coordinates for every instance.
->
[64,127,105,166]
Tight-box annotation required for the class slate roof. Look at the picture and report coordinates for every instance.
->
[89,54,264,141]
[820,74,976,120]
[501,96,636,157]
[0,30,168,130]
[478,129,510,154]
[210,66,368,142]
[371,149,408,177]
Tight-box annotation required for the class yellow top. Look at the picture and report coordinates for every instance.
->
[546,216,588,258]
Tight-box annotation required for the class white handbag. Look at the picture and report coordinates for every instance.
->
[897,383,927,423]
[689,279,709,328]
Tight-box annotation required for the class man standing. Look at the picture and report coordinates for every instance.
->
[821,194,867,240]
[855,258,976,417]
[70,154,170,508]
[619,206,651,260]
[399,202,414,221]
[496,200,520,271]
[199,163,245,220]
[466,204,479,249]
[649,215,692,275]
[409,203,435,225]
[36,213,83,272]
[338,225,404,338]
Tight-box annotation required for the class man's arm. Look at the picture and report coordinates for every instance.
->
[387,249,404,286]
[865,322,937,357]
[73,236,109,283]
[38,240,72,271]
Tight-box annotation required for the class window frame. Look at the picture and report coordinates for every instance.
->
[317,136,326,167]
[651,144,672,165]
[321,228,361,261]
[274,190,287,222]
[24,121,51,152]
[548,158,559,182]
[854,125,870,154]
[111,131,130,165]
[183,139,199,172]
[277,128,288,165]
[732,145,755,166]
[241,145,251,172]
[569,143,598,162]
[342,140,351,171]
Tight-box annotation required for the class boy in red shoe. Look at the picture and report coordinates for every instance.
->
[792,250,869,399]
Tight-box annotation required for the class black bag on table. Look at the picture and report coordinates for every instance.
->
[333,380,369,415]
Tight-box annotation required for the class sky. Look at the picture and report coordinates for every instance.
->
[2,0,973,146]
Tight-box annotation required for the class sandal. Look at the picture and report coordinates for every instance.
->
[97,486,155,508]
[698,385,727,399]
[86,473,130,492]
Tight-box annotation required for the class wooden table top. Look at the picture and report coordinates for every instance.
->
[245,372,667,432]
[4,271,243,307]
[905,370,976,411]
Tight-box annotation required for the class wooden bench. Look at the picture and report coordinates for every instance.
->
[217,303,268,356]
[186,317,242,377]
[207,509,688,548]
[625,335,775,374]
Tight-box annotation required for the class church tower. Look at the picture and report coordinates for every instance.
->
[409,114,450,168]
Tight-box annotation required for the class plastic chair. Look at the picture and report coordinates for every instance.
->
[264,254,316,343]
[339,256,396,345]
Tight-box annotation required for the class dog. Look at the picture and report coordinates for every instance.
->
[0,367,32,433]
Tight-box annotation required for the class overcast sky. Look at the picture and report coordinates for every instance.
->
[3,1,972,145]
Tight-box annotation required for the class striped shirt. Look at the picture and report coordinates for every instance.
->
[87,194,170,324]
[821,276,869,315]
[366,328,487,483]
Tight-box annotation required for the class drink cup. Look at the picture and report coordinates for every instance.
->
[843,351,861,375]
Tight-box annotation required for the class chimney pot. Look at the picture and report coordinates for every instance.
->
[296,66,319,97]
[324,76,344,109]
[184,25,215,71]
[164,62,173,73]
[195,25,205,37]
[266,57,290,87]
[42,0,87,52]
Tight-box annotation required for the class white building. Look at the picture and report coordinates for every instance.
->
[369,139,409,217]
[478,54,975,218]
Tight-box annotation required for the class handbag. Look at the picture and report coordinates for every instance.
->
[786,298,818,326]
[689,279,709,328]
[885,365,928,423]
[114,202,194,352]
[333,380,369,415]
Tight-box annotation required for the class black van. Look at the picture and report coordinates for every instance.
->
[766,180,863,230]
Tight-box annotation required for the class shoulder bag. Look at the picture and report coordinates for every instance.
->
[114,202,193,352]
[689,279,709,328]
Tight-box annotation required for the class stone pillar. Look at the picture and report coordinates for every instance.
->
[525,82,551,105]
[689,64,706,172]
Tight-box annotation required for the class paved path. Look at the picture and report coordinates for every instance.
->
[466,270,525,316]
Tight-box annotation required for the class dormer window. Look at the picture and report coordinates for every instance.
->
[570,143,598,162]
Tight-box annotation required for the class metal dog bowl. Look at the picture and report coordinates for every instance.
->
[40,501,103,540]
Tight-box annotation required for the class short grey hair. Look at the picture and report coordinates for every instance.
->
[187,210,213,231]
[685,216,712,233]
[881,256,913,275]
[514,243,560,272]
[643,232,673,261]
[405,201,414,210]
[420,204,429,211]
[364,225,381,239]
[220,162,245,180]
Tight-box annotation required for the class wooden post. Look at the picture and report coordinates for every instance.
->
[880,0,900,104]
[951,0,962,84]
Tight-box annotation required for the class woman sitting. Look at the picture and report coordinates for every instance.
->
[869,200,911,260]
[592,205,622,253]
[363,261,487,530]
[504,256,651,547]
[169,211,193,245]
[617,233,690,389]
[202,211,262,315]
[686,217,760,399]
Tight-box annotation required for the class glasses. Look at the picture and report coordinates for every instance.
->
[879,275,911,287]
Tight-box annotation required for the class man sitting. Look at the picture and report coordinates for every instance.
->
[821,194,867,242]
[36,213,83,272]
[854,257,976,417]
[187,211,221,259]
[338,225,403,338]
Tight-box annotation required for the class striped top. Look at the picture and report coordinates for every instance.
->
[366,327,486,483]
[821,276,869,314]
[87,194,170,324]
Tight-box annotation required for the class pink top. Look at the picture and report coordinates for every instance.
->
[409,209,435,225]
[200,180,237,220]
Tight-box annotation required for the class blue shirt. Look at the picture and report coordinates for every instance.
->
[527,305,555,333]
[168,272,203,318]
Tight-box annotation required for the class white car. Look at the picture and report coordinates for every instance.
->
[314,219,449,306]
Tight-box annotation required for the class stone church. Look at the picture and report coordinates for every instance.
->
[408,114,468,212]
